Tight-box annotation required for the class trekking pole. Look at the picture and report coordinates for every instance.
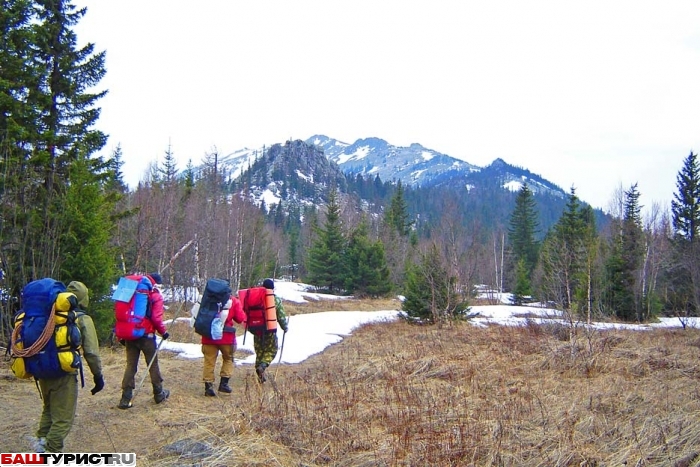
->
[274,331,286,380]
[128,336,166,408]
[128,301,185,408]
[277,331,286,364]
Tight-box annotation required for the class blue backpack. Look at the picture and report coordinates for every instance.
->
[11,278,83,380]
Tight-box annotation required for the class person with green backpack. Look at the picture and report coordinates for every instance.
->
[251,279,288,383]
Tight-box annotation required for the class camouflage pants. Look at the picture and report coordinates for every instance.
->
[253,332,279,367]
[37,373,79,453]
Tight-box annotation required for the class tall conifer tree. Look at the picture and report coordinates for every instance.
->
[306,187,347,293]
[0,1,114,318]
[605,184,644,321]
[670,151,700,314]
[385,181,412,237]
[344,218,392,297]
[672,151,700,242]
[508,184,539,273]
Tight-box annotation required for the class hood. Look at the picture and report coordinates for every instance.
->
[67,281,89,309]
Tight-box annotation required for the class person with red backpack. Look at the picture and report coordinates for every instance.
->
[251,278,288,383]
[201,294,246,396]
[117,272,170,409]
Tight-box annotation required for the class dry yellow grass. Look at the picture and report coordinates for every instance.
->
[283,297,400,315]
[2,299,700,466]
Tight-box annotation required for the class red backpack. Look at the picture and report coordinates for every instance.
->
[240,287,277,333]
[113,275,153,340]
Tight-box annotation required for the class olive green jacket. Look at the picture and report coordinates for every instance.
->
[76,313,102,377]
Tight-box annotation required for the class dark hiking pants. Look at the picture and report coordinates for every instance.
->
[121,335,163,393]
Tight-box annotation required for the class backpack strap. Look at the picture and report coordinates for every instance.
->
[78,358,84,388]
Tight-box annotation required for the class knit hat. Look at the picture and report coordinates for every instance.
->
[67,281,89,309]
[262,278,274,290]
[148,272,163,285]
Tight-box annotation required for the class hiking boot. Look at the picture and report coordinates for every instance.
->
[204,382,216,397]
[153,385,170,404]
[117,390,132,409]
[27,436,46,453]
[218,377,232,393]
[256,364,267,383]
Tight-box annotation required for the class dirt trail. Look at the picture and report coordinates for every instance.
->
[0,344,265,455]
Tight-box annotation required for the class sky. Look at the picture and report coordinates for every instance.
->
[159,280,700,365]
[72,1,700,212]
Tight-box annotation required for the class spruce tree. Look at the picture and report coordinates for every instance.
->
[385,181,412,236]
[59,151,119,339]
[306,187,347,293]
[184,160,195,195]
[510,258,532,305]
[536,188,598,316]
[32,0,107,164]
[0,1,111,303]
[670,151,700,314]
[402,243,463,324]
[159,142,179,184]
[554,188,586,310]
[605,184,644,321]
[672,151,700,242]
[507,184,539,297]
[344,219,392,297]
[0,0,36,148]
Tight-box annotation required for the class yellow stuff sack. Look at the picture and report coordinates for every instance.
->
[54,322,82,372]
[11,356,30,379]
[54,293,82,372]
[10,312,31,379]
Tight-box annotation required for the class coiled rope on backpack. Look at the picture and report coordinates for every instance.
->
[10,304,57,357]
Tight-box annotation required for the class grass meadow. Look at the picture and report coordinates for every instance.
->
[3,298,700,466]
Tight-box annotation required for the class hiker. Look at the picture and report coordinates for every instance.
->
[201,294,246,396]
[117,272,170,409]
[252,278,288,383]
[30,281,104,453]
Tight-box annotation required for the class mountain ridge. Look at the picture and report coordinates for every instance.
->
[209,135,610,238]
[216,134,567,202]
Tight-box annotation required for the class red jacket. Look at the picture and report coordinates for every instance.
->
[143,287,167,336]
[201,296,246,345]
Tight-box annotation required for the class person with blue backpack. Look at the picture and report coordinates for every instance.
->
[21,280,104,453]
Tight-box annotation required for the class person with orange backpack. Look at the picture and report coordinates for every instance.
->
[244,278,288,383]
[115,272,170,409]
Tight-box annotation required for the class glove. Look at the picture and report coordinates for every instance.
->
[91,374,104,395]
[162,332,170,340]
